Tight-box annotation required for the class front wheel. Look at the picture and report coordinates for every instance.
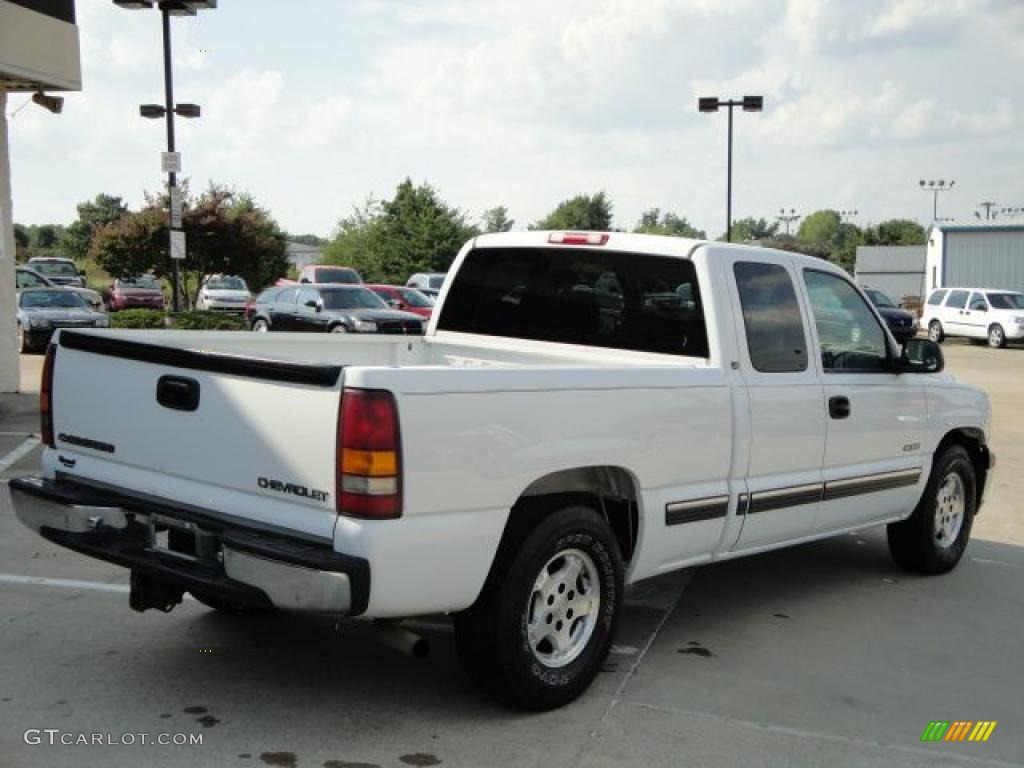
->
[455,506,623,711]
[887,445,976,574]
[988,324,1006,348]
[928,320,944,343]
[330,324,348,333]
[252,318,269,332]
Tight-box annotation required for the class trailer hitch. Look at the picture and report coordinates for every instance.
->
[129,570,183,613]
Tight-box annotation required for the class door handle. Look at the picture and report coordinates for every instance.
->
[829,395,851,420]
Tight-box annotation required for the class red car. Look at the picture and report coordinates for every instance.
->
[366,284,435,319]
[105,276,166,311]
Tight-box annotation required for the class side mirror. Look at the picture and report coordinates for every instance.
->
[894,338,944,374]
[304,299,319,309]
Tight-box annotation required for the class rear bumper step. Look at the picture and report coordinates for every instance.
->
[9,476,369,615]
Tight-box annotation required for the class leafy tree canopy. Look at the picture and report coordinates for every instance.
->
[89,183,289,306]
[721,217,778,242]
[634,209,706,238]
[532,192,613,231]
[862,219,926,246]
[62,193,129,262]
[323,179,479,283]
[481,206,515,233]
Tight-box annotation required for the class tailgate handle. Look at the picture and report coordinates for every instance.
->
[157,376,200,412]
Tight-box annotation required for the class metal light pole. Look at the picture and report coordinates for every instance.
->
[777,207,799,236]
[114,1,215,312]
[976,201,998,221]
[699,95,763,242]
[918,179,954,221]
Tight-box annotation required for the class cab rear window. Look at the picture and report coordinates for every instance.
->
[438,247,708,357]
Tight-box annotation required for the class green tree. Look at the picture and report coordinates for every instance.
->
[862,219,926,246]
[634,208,706,238]
[90,184,289,306]
[721,217,778,242]
[287,233,327,246]
[62,194,129,263]
[796,209,863,272]
[324,179,479,283]
[13,224,29,249]
[481,205,514,233]
[532,192,613,231]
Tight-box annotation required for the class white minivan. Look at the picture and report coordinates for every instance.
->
[923,287,1024,348]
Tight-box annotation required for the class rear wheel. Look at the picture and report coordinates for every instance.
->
[887,445,975,574]
[988,324,1006,348]
[454,506,623,711]
[928,320,944,343]
[330,324,348,333]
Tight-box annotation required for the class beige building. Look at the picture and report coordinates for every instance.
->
[1,0,81,391]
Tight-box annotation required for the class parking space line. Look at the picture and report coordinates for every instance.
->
[0,573,128,593]
[0,436,40,473]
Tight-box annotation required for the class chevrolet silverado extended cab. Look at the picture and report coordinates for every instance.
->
[9,232,993,710]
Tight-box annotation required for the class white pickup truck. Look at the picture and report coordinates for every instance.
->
[10,232,993,710]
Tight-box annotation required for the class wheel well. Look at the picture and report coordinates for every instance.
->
[935,428,990,509]
[502,466,640,564]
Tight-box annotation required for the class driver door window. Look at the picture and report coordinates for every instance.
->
[803,271,887,372]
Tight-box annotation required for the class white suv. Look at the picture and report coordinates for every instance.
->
[923,287,1024,348]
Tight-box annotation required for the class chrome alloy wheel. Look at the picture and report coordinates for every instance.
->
[526,548,601,668]
[934,471,965,549]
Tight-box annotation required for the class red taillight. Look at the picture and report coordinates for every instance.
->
[337,388,402,519]
[40,344,56,448]
[547,232,609,246]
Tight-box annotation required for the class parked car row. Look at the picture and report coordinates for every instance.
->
[246,284,426,335]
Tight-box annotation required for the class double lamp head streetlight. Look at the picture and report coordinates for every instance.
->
[698,96,763,243]
[112,0,217,313]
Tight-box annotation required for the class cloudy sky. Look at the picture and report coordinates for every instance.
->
[7,0,1023,238]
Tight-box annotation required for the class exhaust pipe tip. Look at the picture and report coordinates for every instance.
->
[370,620,431,660]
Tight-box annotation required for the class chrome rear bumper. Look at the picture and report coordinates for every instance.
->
[9,476,368,615]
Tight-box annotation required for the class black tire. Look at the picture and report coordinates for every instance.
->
[454,506,623,711]
[251,318,270,333]
[988,324,1006,349]
[329,324,348,333]
[887,445,976,574]
[928,320,944,343]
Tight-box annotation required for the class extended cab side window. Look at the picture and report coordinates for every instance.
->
[733,262,808,373]
[803,270,887,372]
[438,248,709,357]
[926,289,947,306]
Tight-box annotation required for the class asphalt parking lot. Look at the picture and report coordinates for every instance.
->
[1,343,1022,768]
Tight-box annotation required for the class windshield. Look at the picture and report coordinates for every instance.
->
[206,276,247,291]
[118,276,160,290]
[864,289,897,309]
[429,275,445,289]
[316,268,361,284]
[31,261,78,277]
[20,291,87,309]
[321,288,388,310]
[400,288,434,307]
[986,292,1024,310]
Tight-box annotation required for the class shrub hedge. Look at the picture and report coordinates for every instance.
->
[108,309,245,331]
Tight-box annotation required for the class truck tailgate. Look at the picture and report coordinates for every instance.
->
[47,331,344,541]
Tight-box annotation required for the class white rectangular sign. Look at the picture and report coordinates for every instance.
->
[161,151,181,174]
[170,187,183,228]
[170,229,186,260]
